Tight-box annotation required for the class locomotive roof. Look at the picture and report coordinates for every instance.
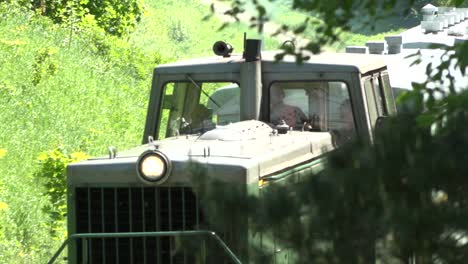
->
[154,51,387,75]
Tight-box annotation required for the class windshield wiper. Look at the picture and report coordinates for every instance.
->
[185,74,221,108]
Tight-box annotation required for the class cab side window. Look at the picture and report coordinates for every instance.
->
[379,73,397,114]
[158,82,240,139]
[372,76,387,116]
[364,74,388,129]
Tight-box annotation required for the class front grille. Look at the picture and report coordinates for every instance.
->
[74,187,236,264]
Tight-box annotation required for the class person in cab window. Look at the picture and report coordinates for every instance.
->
[270,84,307,128]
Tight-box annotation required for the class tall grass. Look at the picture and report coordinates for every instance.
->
[130,0,279,60]
[243,0,416,51]
[0,3,153,262]
[0,0,279,262]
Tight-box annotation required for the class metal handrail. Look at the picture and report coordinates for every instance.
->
[48,230,242,264]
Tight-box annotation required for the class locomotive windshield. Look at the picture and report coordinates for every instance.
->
[269,81,355,143]
[157,81,240,139]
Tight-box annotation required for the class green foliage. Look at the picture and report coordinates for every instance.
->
[223,0,467,56]
[0,150,7,242]
[32,47,58,85]
[195,96,468,262]
[0,0,143,36]
[198,1,468,263]
[35,149,88,238]
[0,0,279,262]
[223,0,389,55]
[0,2,155,262]
[22,0,145,36]
[169,20,190,43]
[130,0,279,60]
[0,152,51,262]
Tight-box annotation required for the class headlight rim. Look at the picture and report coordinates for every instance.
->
[136,150,171,184]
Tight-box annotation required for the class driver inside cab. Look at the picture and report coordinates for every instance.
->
[270,83,307,128]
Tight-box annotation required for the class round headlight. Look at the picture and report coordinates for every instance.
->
[137,150,171,183]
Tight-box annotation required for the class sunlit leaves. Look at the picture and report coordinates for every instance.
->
[32,47,58,86]
[35,148,88,237]
[202,3,215,21]
[204,1,468,262]
[214,0,459,58]
[293,19,308,34]
[15,0,144,37]
[195,100,468,261]
[454,41,468,75]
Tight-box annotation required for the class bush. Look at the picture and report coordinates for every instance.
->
[3,0,144,36]
[32,47,58,85]
[0,3,155,261]
[35,149,88,238]
[0,149,7,231]
[0,0,280,262]
[194,101,468,263]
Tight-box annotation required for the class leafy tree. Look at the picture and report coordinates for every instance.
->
[193,0,468,263]
[194,69,468,263]
[0,0,143,36]
[213,0,467,60]
[35,149,88,238]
